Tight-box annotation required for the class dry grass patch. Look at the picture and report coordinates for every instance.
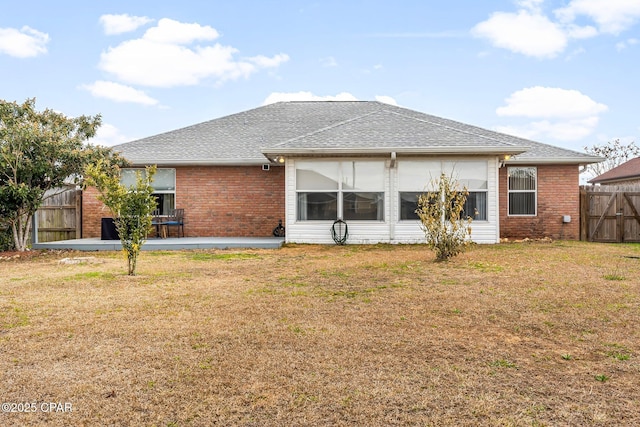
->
[1,241,639,426]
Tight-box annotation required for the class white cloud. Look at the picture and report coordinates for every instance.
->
[320,56,338,67]
[263,91,359,105]
[0,26,49,58]
[555,0,640,35]
[496,117,600,141]
[142,18,218,44]
[99,18,289,88]
[497,86,608,119]
[375,95,398,106]
[99,14,153,35]
[80,81,159,106]
[474,0,640,58]
[471,10,568,58]
[495,86,608,141]
[616,37,639,51]
[90,123,131,147]
[517,0,544,13]
[262,91,398,106]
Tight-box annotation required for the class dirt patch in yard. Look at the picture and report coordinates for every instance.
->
[1,241,639,426]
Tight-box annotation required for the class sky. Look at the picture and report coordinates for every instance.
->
[1,0,639,155]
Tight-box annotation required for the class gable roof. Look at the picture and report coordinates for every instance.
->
[114,101,601,166]
[588,157,640,184]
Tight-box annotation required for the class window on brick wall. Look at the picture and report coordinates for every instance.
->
[508,167,536,216]
[121,168,176,215]
[296,160,385,221]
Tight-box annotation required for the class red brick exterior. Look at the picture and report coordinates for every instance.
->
[499,164,580,240]
[82,165,285,238]
[83,163,579,241]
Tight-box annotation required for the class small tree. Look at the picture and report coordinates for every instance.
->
[416,173,473,261]
[0,98,109,251]
[84,161,157,275]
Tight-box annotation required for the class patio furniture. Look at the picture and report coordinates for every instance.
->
[164,208,184,238]
[151,210,166,238]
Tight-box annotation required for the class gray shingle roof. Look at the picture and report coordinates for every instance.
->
[114,101,601,165]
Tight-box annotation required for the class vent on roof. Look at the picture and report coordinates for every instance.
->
[262,164,270,171]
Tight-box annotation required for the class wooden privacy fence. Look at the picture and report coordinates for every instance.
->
[34,186,82,243]
[580,185,640,243]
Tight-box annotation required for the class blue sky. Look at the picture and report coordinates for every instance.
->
[1,0,638,154]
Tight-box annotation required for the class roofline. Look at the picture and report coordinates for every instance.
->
[125,158,272,167]
[262,146,529,157]
[588,175,640,184]
[506,156,604,165]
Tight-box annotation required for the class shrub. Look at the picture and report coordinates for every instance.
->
[416,173,473,261]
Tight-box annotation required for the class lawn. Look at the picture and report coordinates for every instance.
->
[1,241,639,426]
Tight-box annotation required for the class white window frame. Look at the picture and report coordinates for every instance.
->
[295,160,385,221]
[507,166,537,216]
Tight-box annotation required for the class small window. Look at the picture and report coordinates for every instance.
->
[508,167,536,216]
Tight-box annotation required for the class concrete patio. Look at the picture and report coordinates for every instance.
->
[33,237,285,251]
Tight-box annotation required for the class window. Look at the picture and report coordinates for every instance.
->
[121,168,176,215]
[398,160,488,220]
[296,161,384,221]
[508,167,536,216]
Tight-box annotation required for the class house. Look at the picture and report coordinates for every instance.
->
[588,157,640,186]
[82,101,601,244]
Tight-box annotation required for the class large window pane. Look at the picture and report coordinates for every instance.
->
[120,169,140,189]
[153,169,176,191]
[343,192,384,221]
[463,191,487,220]
[443,161,488,190]
[509,193,536,215]
[297,192,337,220]
[296,161,339,190]
[342,161,384,191]
[398,161,441,191]
[153,194,175,215]
[508,167,536,191]
[400,192,421,220]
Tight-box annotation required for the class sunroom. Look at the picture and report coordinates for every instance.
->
[280,156,503,244]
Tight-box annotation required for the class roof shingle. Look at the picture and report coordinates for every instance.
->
[114,101,601,165]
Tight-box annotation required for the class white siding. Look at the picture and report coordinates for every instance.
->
[286,157,500,244]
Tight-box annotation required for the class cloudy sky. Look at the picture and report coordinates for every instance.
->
[1,0,639,152]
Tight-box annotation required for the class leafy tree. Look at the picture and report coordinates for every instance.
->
[416,173,473,261]
[583,139,639,179]
[84,161,157,276]
[0,98,111,251]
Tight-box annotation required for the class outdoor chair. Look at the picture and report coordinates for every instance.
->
[164,208,185,238]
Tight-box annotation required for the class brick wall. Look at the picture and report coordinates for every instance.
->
[82,165,285,238]
[499,164,580,240]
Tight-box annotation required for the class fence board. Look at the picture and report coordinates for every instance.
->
[581,185,640,242]
[35,187,81,242]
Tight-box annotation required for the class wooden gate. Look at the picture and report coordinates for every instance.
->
[581,186,640,242]
[35,186,82,242]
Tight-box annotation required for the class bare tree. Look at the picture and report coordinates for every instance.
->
[583,139,639,180]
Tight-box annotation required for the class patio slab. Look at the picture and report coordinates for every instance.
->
[33,237,285,251]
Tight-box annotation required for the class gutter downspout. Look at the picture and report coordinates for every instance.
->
[389,152,397,242]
